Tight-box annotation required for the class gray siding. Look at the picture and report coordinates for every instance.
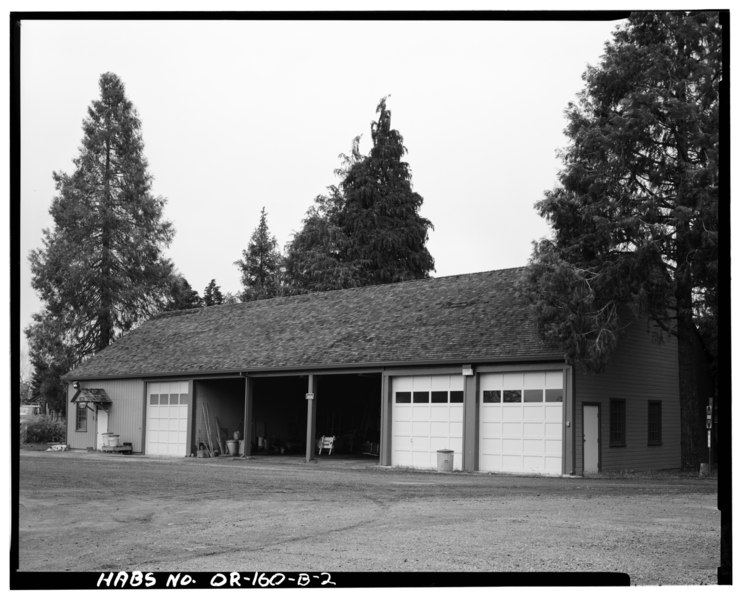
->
[67,379,146,452]
[66,384,96,450]
[574,318,681,472]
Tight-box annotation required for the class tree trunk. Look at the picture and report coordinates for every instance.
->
[671,75,707,470]
[98,128,114,351]
[676,275,706,470]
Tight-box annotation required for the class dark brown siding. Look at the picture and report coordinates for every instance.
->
[574,318,681,472]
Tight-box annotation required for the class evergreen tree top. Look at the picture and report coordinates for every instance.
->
[286,97,434,292]
[29,71,173,360]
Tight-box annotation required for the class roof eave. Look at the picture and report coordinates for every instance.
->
[63,353,566,382]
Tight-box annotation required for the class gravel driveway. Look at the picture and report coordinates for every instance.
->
[16,450,720,585]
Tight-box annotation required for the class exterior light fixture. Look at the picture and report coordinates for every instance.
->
[462,365,473,377]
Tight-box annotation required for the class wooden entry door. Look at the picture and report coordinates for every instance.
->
[583,404,600,474]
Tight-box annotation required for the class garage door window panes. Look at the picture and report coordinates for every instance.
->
[524,390,543,402]
[399,389,462,404]
[545,389,563,402]
[503,390,522,403]
[395,392,412,403]
[479,371,564,475]
[484,388,563,404]
[413,391,429,403]
[431,391,448,403]
[483,390,501,403]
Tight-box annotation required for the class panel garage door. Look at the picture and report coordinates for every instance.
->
[391,375,464,470]
[145,381,189,457]
[479,371,564,475]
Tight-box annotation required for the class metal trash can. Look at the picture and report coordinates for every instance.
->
[437,449,454,472]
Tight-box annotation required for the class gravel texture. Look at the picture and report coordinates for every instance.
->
[17,450,720,585]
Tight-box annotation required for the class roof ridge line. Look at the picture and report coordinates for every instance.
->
[154,266,529,317]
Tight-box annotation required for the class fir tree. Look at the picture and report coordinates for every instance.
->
[524,12,721,468]
[338,97,434,286]
[27,72,174,407]
[203,279,225,306]
[285,98,434,292]
[236,207,283,301]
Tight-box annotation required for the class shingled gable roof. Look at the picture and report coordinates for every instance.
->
[65,267,564,381]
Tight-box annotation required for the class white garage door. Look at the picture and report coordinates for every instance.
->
[479,371,564,475]
[145,381,189,457]
[391,375,464,470]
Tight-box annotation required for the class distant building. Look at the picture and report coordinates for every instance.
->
[20,403,42,422]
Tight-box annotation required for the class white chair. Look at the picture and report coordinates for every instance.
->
[317,435,336,455]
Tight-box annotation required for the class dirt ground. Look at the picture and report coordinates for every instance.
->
[16,449,720,585]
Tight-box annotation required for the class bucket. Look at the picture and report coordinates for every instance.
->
[436,449,454,472]
[226,439,239,456]
[105,434,120,447]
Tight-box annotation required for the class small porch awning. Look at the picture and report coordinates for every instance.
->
[70,388,112,408]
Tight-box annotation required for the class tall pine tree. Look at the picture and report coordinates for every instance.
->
[236,207,283,301]
[524,12,721,468]
[27,72,174,408]
[286,98,434,292]
[203,279,225,306]
[338,97,434,286]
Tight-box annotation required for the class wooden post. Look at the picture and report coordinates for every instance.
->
[186,380,194,457]
[305,374,318,462]
[462,369,478,472]
[243,376,253,457]
[380,372,392,466]
[563,365,574,475]
[142,383,150,455]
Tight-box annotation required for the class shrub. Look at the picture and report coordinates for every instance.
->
[22,416,66,444]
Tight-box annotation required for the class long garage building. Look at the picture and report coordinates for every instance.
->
[64,267,689,475]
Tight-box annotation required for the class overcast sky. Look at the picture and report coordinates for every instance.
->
[19,16,627,350]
